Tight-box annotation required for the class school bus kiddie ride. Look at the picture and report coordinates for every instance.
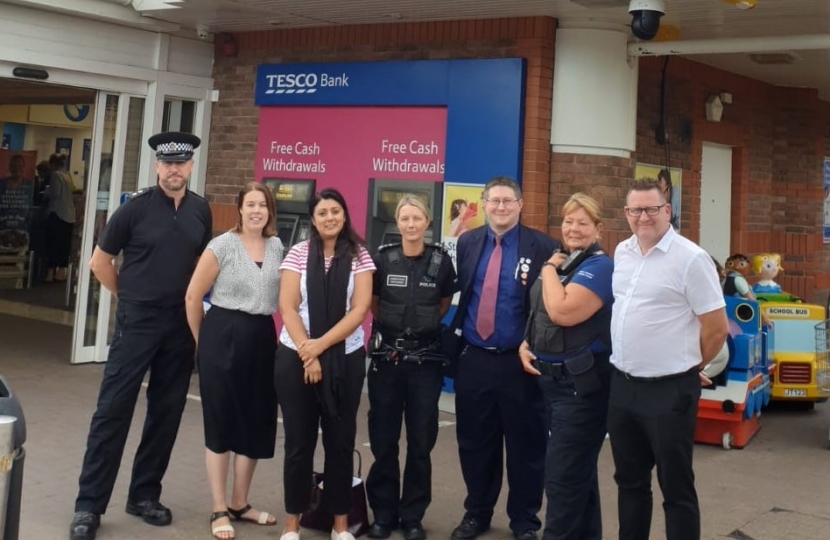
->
[756,292,829,408]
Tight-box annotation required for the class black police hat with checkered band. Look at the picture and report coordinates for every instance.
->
[147,131,201,163]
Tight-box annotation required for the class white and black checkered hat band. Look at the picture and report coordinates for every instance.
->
[156,142,194,153]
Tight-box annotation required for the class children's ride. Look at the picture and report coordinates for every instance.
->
[695,296,774,450]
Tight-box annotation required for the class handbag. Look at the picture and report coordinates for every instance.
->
[300,450,369,537]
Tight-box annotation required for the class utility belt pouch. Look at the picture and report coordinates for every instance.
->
[564,348,601,397]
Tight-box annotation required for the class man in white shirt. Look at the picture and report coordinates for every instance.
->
[608,178,728,540]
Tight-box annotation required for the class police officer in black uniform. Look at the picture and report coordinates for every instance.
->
[366,195,457,540]
[69,132,213,540]
[518,193,613,540]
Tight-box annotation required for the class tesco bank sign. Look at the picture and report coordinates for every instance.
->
[254,60,453,106]
[263,72,349,94]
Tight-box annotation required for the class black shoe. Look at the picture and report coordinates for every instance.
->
[125,500,173,526]
[401,522,426,540]
[514,530,539,540]
[368,521,395,539]
[450,517,490,540]
[69,511,100,540]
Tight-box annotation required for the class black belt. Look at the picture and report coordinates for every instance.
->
[614,365,698,382]
[472,345,519,355]
[532,359,566,377]
[382,337,437,351]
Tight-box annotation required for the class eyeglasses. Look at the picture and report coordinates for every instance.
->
[484,198,520,208]
[624,204,666,217]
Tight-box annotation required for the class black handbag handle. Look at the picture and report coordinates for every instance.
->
[354,449,362,477]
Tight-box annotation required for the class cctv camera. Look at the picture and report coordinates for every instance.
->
[629,0,666,41]
[196,24,210,40]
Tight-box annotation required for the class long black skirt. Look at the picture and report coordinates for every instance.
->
[198,305,278,458]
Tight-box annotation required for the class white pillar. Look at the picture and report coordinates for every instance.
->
[551,28,638,158]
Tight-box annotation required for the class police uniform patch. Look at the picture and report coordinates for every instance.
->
[387,275,408,287]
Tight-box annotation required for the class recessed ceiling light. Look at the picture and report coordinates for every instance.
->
[383,13,404,20]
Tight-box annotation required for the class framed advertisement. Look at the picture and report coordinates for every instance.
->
[55,137,73,165]
[823,158,830,243]
[634,163,682,230]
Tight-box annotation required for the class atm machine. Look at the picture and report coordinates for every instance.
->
[262,178,316,247]
[366,178,443,253]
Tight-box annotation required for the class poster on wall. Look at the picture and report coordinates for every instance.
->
[55,137,73,165]
[0,150,36,253]
[823,158,830,243]
[634,163,682,230]
[441,182,485,260]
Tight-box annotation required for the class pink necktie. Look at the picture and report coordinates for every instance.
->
[476,235,502,340]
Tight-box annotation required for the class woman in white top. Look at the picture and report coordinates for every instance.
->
[275,187,375,540]
[186,182,283,539]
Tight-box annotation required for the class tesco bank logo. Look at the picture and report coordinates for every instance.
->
[264,72,349,94]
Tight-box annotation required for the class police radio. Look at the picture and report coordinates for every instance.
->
[556,249,589,276]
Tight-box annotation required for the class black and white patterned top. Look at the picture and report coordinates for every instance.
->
[207,232,284,315]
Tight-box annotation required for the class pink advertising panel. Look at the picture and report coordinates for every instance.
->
[257,105,447,337]
[256,106,447,235]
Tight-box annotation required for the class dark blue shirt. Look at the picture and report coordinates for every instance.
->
[99,186,212,307]
[463,225,525,349]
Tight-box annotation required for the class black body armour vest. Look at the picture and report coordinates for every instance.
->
[526,251,610,356]
[375,243,445,339]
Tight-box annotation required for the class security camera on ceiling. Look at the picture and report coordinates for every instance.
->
[629,0,666,41]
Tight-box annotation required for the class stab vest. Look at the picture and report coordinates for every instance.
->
[525,252,610,356]
[375,243,446,339]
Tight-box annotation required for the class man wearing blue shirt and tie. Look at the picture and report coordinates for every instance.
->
[448,176,560,540]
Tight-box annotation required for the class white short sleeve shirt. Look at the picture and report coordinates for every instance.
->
[610,227,725,377]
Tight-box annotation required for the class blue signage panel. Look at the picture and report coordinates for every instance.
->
[255,58,526,185]
[256,60,451,106]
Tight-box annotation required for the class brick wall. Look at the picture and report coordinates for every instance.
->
[207,17,556,233]
[550,56,830,301]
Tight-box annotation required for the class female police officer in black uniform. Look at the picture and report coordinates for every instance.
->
[518,192,613,540]
[366,194,457,540]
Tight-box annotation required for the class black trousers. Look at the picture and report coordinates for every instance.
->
[75,302,195,514]
[606,367,701,540]
[366,359,444,526]
[275,345,366,516]
[45,212,73,268]
[537,354,611,540]
[454,345,546,534]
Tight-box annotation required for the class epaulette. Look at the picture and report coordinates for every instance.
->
[378,242,402,252]
[126,187,153,201]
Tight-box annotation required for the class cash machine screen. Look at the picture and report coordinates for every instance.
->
[376,187,431,222]
[266,179,314,205]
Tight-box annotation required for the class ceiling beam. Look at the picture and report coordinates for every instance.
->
[3,0,181,32]
[630,34,830,57]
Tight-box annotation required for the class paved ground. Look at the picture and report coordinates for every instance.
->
[2,312,830,540]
